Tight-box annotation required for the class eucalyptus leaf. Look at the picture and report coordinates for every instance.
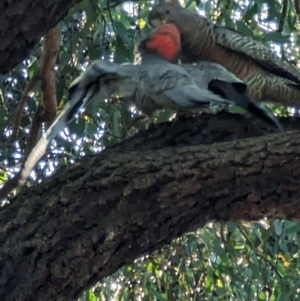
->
[264,32,290,44]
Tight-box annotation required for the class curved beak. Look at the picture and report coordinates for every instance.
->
[149,19,166,28]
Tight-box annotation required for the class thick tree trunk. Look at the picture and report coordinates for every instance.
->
[0,0,82,74]
[0,112,299,300]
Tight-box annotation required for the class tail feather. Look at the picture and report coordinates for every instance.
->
[18,116,67,187]
[209,80,283,131]
[247,102,283,132]
[18,65,108,187]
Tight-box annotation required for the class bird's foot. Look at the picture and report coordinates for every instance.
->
[176,108,207,120]
[209,103,229,114]
[122,115,150,138]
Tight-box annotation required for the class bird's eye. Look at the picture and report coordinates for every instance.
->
[165,9,170,14]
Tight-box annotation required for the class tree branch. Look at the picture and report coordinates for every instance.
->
[0,112,299,300]
[22,26,59,159]
[0,0,81,74]
[1,26,59,200]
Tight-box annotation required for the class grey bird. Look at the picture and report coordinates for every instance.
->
[18,23,282,188]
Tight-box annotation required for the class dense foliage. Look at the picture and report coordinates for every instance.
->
[1,0,300,299]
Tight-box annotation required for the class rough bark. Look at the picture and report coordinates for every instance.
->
[0,112,299,300]
[0,0,82,74]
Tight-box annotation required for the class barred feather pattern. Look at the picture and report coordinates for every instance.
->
[148,4,300,106]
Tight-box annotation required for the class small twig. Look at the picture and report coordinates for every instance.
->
[106,0,117,36]
[102,0,140,10]
[278,0,288,32]
[21,106,45,162]
[160,0,181,6]
[11,73,41,141]
[278,0,288,60]
[295,0,300,15]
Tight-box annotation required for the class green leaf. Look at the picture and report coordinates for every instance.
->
[265,0,281,21]
[264,32,290,44]
[115,36,130,63]
[56,80,65,105]
[0,169,8,184]
[185,0,194,8]
[258,291,266,300]
[253,0,263,11]
[236,21,254,38]
[87,41,101,60]
[287,5,297,33]
[243,3,259,22]
[147,262,154,272]
[285,223,300,235]
[223,15,235,28]
[81,0,99,29]
[28,59,38,80]
[205,274,214,293]
[115,20,130,45]
[152,291,167,301]
[85,290,97,301]
[274,220,284,236]
[68,116,87,136]
[153,110,174,124]
[204,1,212,15]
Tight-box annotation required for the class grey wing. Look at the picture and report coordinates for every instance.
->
[69,59,120,108]
[107,63,139,98]
[163,84,233,108]
[139,63,234,108]
[213,26,300,84]
[187,61,245,85]
[18,60,122,187]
